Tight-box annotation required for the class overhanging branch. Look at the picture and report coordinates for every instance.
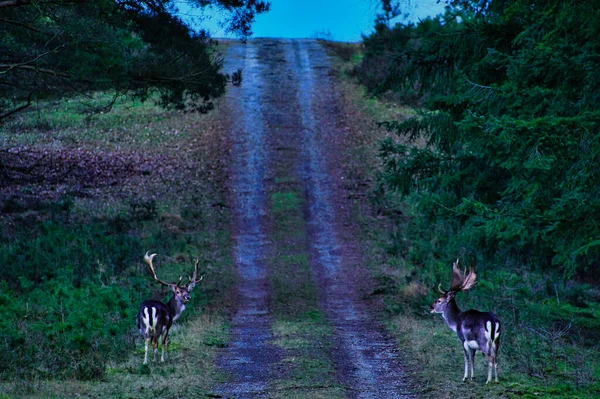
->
[0,64,70,78]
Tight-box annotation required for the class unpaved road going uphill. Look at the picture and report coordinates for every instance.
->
[215,39,415,399]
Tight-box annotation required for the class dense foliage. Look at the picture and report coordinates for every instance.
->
[0,208,143,379]
[361,0,600,278]
[0,0,269,119]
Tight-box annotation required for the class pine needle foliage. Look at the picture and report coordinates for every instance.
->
[0,0,269,120]
[363,0,600,278]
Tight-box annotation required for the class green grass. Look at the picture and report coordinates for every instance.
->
[1,313,230,398]
[1,91,202,153]
[271,191,303,213]
[4,92,161,132]
[272,311,332,350]
[267,173,342,398]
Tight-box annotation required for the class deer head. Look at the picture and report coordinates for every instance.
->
[144,251,203,303]
[430,258,477,314]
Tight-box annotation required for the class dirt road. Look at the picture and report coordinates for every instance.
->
[216,39,414,399]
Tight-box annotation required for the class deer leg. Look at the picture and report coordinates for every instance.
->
[484,354,499,384]
[462,343,476,381]
[494,358,499,383]
[461,346,470,381]
[160,331,169,362]
[143,337,150,365]
[486,357,493,384]
[469,350,475,380]
[152,336,159,361]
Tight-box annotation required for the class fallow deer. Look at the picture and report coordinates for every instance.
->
[137,251,203,364]
[430,259,501,383]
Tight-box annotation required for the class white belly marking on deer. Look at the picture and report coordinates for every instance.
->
[464,340,480,350]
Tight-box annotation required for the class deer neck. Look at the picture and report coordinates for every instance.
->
[167,294,186,322]
[442,298,462,333]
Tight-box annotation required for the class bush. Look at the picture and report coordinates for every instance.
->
[0,202,149,380]
[0,279,138,380]
[0,220,142,287]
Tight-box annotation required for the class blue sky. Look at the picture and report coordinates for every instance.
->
[178,0,447,42]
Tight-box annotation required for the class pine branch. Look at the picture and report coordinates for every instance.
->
[463,75,496,91]
[0,64,70,78]
[0,18,43,33]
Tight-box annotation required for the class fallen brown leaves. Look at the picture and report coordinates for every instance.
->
[1,146,158,186]
[0,108,230,217]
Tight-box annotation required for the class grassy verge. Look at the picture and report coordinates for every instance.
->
[0,79,234,397]
[324,41,600,399]
[267,175,343,398]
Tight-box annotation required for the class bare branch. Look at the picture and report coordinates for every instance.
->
[0,64,70,78]
[0,44,69,77]
[0,0,86,8]
[463,75,497,91]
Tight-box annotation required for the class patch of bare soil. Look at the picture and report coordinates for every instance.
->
[0,109,230,219]
[0,147,159,206]
[215,39,415,398]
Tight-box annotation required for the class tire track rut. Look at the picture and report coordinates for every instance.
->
[215,42,279,399]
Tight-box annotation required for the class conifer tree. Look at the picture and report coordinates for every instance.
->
[0,0,269,120]
[363,0,600,277]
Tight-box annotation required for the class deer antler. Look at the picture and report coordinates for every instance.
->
[449,259,465,291]
[438,258,477,294]
[448,258,477,292]
[144,251,174,287]
[186,258,203,290]
[460,266,477,291]
[435,283,446,294]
